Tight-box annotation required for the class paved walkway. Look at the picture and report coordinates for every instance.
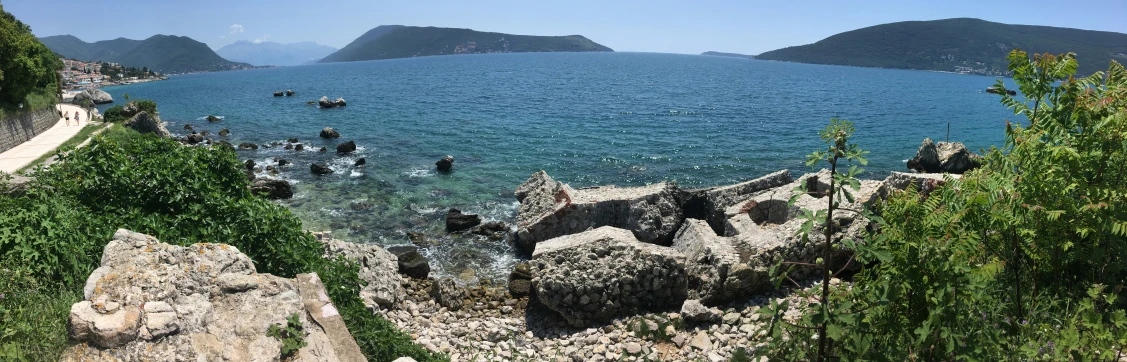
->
[0,104,90,173]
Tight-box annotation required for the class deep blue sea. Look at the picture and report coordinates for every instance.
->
[100,52,1020,281]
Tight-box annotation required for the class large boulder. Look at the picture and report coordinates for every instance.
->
[906,138,982,174]
[336,140,357,154]
[123,111,171,138]
[250,179,293,199]
[386,245,430,279]
[61,229,364,361]
[320,127,341,139]
[530,226,688,327]
[514,171,683,252]
[429,278,465,311]
[316,232,403,308]
[73,88,114,104]
[673,219,755,304]
[508,262,533,297]
[445,209,482,232]
[435,155,454,172]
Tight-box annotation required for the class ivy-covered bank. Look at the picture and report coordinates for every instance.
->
[0,121,444,361]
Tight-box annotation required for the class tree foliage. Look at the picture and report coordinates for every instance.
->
[0,3,61,105]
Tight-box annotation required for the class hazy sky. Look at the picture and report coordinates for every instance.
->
[6,0,1127,54]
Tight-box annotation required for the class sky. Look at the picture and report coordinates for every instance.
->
[6,0,1127,54]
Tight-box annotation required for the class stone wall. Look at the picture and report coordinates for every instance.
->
[0,107,58,154]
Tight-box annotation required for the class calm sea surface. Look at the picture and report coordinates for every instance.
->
[100,52,1020,281]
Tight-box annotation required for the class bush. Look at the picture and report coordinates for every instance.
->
[756,51,1127,360]
[102,105,126,123]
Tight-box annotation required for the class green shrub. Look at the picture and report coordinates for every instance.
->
[102,105,126,123]
[268,313,308,360]
[0,121,445,361]
[0,259,80,362]
[756,51,1127,360]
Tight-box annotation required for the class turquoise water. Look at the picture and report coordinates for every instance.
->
[100,52,1019,281]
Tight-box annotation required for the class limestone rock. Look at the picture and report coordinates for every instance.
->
[73,88,114,104]
[673,219,750,304]
[317,232,403,308]
[319,96,347,108]
[531,227,688,327]
[123,111,171,138]
[514,171,683,252]
[430,278,465,311]
[62,229,363,361]
[680,299,721,323]
[250,178,293,199]
[906,138,982,174]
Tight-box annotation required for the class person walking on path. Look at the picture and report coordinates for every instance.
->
[64,111,71,126]
[75,111,81,125]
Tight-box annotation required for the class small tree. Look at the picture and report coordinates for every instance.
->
[759,119,868,361]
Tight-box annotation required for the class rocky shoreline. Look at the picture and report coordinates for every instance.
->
[58,137,974,360]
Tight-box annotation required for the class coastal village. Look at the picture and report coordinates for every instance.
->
[58,57,165,90]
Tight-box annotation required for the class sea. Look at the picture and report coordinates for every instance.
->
[98,52,1021,282]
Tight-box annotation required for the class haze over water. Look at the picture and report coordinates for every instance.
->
[101,52,1018,281]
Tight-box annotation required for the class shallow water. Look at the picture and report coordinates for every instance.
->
[100,52,1019,281]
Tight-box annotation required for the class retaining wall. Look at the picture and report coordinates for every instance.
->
[0,107,59,154]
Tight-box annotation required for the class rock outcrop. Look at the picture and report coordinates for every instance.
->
[206,115,221,123]
[73,88,114,104]
[316,232,403,309]
[320,127,341,139]
[514,171,683,252]
[273,91,284,97]
[319,96,347,108]
[386,245,431,280]
[61,229,365,362]
[435,156,454,172]
[250,179,294,200]
[906,138,983,174]
[123,111,171,138]
[530,226,688,327]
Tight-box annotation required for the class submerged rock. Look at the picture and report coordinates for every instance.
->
[295,144,305,151]
[906,138,982,174]
[249,179,293,200]
[446,209,482,232]
[311,163,333,175]
[285,89,295,96]
[206,115,220,123]
[435,155,454,172]
[287,137,299,143]
[320,127,341,139]
[237,142,258,150]
[62,229,364,360]
[218,128,229,136]
[354,158,366,167]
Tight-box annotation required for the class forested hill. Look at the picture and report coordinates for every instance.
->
[319,25,613,63]
[39,35,253,74]
[756,18,1127,76]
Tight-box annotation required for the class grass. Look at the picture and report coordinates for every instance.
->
[0,260,81,361]
[16,121,108,174]
[0,87,57,120]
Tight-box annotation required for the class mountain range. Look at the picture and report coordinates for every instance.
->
[756,18,1127,76]
[39,35,252,74]
[215,41,338,66]
[318,25,612,63]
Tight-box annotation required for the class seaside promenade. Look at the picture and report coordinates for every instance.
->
[0,104,90,173]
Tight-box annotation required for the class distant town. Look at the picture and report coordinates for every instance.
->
[60,58,167,90]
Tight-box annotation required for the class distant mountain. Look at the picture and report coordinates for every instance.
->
[319,25,612,63]
[701,51,755,59]
[756,18,1127,76]
[39,34,253,73]
[215,41,337,66]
